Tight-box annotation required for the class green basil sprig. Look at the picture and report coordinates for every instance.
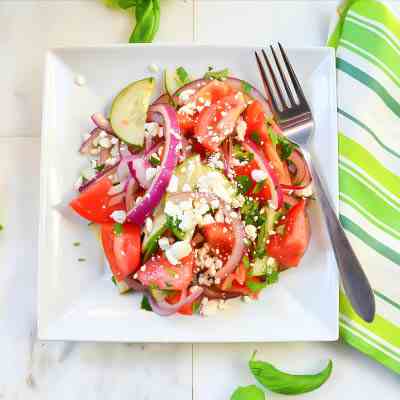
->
[130,0,160,43]
[231,385,265,400]
[249,352,333,395]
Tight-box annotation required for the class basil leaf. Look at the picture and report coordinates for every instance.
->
[250,132,261,144]
[176,66,191,85]
[166,215,185,240]
[95,163,105,172]
[241,80,252,95]
[111,276,117,285]
[252,180,265,195]
[118,0,137,8]
[246,279,267,293]
[114,223,123,236]
[233,144,254,162]
[231,385,265,400]
[149,154,161,166]
[204,68,230,81]
[103,0,122,8]
[249,353,333,395]
[266,270,279,285]
[254,217,267,258]
[235,175,252,194]
[130,0,159,43]
[140,295,153,311]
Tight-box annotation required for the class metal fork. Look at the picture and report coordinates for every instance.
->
[255,44,375,323]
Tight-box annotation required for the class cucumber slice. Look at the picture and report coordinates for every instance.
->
[163,67,191,98]
[110,77,155,147]
[173,155,236,204]
[251,256,278,276]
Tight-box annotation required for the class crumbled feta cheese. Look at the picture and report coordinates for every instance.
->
[179,102,197,116]
[110,137,119,145]
[99,137,112,149]
[145,217,153,233]
[81,167,96,180]
[251,169,268,182]
[208,153,224,170]
[215,210,225,223]
[140,265,146,272]
[99,130,108,138]
[148,63,159,73]
[144,122,159,137]
[245,224,257,241]
[158,237,170,250]
[231,194,245,208]
[180,210,196,231]
[201,213,215,226]
[165,248,178,265]
[110,210,126,224]
[145,167,159,181]
[167,174,179,193]
[169,240,192,260]
[165,201,182,219]
[182,183,191,192]
[90,159,98,168]
[235,117,247,141]
[179,200,193,211]
[210,199,220,210]
[195,202,209,216]
[179,89,195,104]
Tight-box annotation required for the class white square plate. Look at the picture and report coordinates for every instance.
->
[38,44,338,342]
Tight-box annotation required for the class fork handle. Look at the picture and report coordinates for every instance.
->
[303,151,376,323]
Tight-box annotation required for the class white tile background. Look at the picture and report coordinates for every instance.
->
[0,1,399,399]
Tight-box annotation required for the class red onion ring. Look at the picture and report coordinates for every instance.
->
[125,177,138,211]
[126,104,181,225]
[79,128,101,154]
[202,286,241,300]
[78,163,119,193]
[124,276,146,292]
[146,287,204,316]
[91,112,114,134]
[242,140,283,210]
[147,94,171,124]
[168,192,246,280]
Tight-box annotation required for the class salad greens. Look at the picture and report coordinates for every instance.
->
[204,67,230,81]
[249,352,333,395]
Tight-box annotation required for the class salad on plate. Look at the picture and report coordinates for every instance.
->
[69,67,312,317]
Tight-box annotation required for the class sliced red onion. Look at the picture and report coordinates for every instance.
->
[124,276,146,292]
[172,77,272,117]
[242,140,283,210]
[91,112,114,134]
[288,149,312,187]
[168,192,246,280]
[78,163,119,193]
[126,104,181,225]
[146,287,204,316]
[221,137,233,177]
[202,286,241,300]
[145,132,153,154]
[147,94,171,124]
[129,158,152,189]
[79,128,101,154]
[125,177,138,211]
[99,147,111,164]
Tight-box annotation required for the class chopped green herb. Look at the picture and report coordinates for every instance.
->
[233,144,254,162]
[268,128,279,145]
[95,164,105,172]
[250,132,261,144]
[241,80,252,95]
[254,218,267,258]
[266,270,279,285]
[204,68,230,81]
[207,65,214,72]
[176,66,191,85]
[149,154,161,166]
[253,180,266,194]
[235,175,252,194]
[140,295,153,312]
[192,300,201,314]
[114,223,123,236]
[166,215,185,240]
[111,276,117,285]
[73,241,81,247]
[246,279,267,293]
[78,258,86,262]
[241,198,263,226]
[242,255,250,269]
[267,127,296,159]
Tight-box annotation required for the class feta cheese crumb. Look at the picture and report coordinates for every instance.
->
[201,213,215,226]
[145,167,159,181]
[179,89,195,104]
[251,169,268,182]
[99,137,112,149]
[210,199,220,210]
[81,167,96,180]
[158,237,170,250]
[167,175,179,193]
[169,240,192,260]
[110,210,126,224]
[235,117,247,141]
[215,210,225,223]
[145,217,153,233]
[245,224,257,241]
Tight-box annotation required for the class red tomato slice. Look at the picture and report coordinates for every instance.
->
[267,198,310,267]
[165,291,195,315]
[244,101,291,185]
[101,223,141,281]
[221,262,247,290]
[137,253,194,291]
[202,223,234,255]
[195,93,247,152]
[222,277,263,299]
[70,175,125,223]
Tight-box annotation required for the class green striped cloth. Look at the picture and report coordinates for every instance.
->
[328,0,400,375]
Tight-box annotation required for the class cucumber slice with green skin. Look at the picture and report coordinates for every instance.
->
[163,68,191,99]
[110,78,155,147]
[251,256,279,277]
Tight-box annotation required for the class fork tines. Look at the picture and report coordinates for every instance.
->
[255,43,311,127]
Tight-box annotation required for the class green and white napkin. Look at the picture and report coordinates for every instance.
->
[328,0,400,375]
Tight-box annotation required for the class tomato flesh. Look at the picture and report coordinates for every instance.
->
[137,253,194,291]
[101,223,141,281]
[202,223,234,255]
[165,291,195,315]
[267,198,310,267]
[70,175,125,223]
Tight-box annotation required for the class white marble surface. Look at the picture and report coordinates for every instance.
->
[0,1,399,399]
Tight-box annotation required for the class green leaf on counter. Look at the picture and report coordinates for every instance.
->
[249,352,333,395]
[231,385,265,400]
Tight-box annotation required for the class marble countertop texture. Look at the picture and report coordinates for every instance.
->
[0,1,398,399]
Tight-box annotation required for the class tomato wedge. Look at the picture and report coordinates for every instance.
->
[202,223,234,255]
[165,291,196,315]
[137,253,194,291]
[267,198,310,267]
[70,175,125,223]
[244,101,291,185]
[101,223,141,281]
